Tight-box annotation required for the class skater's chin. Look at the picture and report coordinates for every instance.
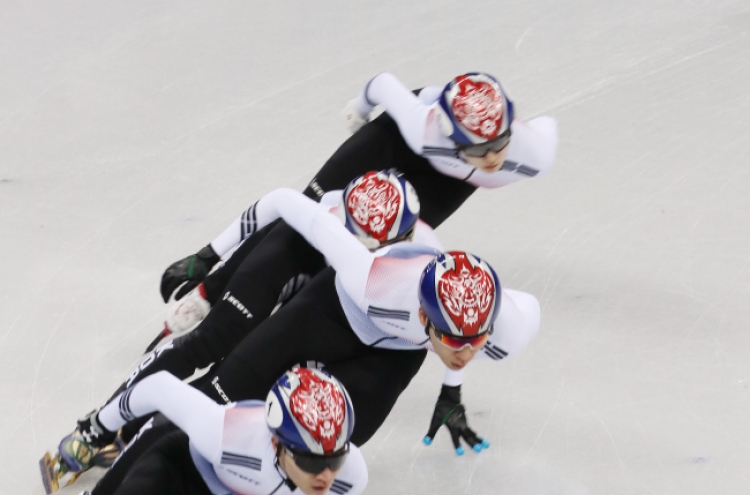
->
[310,485,331,495]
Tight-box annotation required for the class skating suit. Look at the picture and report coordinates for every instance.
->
[99,372,367,495]
[208,190,442,260]
[252,188,540,360]
[354,72,558,188]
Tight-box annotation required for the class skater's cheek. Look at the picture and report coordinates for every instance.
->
[464,147,510,173]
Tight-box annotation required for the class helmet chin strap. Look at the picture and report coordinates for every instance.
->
[274,443,298,491]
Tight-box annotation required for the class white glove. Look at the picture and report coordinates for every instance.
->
[165,284,211,335]
[341,98,368,134]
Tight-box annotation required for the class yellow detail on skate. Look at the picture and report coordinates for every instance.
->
[39,452,59,495]
[92,440,124,468]
[61,435,94,467]
[38,452,82,494]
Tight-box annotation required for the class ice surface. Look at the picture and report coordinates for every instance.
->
[1,1,749,494]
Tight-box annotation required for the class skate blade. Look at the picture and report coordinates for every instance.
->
[39,452,83,494]
[39,452,60,494]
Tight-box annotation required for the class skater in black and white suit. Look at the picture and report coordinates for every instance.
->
[152,70,556,448]
[162,71,556,311]
[77,186,539,495]
[81,368,367,495]
[44,71,557,494]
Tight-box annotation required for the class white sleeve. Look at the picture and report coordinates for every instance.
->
[478,289,541,361]
[466,116,559,189]
[357,72,431,154]
[417,86,443,104]
[97,371,224,463]
[209,188,329,257]
[254,188,375,301]
[210,217,242,257]
[320,190,342,207]
[442,367,465,387]
[411,219,444,251]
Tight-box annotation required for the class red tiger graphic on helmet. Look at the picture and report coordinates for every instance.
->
[289,368,346,454]
[345,171,401,242]
[437,252,496,336]
[451,75,505,140]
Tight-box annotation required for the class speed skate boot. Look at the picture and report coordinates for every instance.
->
[144,283,211,353]
[39,410,121,494]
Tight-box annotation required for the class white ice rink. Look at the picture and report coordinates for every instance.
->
[2,1,750,494]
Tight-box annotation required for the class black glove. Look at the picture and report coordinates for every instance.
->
[160,244,220,302]
[423,384,490,455]
[76,410,117,449]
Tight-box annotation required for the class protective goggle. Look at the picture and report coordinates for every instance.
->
[459,129,512,158]
[286,445,349,475]
[431,323,491,350]
[378,226,415,247]
[359,225,416,251]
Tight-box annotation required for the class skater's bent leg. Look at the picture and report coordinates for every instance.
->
[113,221,328,394]
[111,430,210,495]
[199,267,367,404]
[304,114,404,199]
[200,220,279,304]
[304,112,476,228]
[326,348,427,445]
[93,416,179,495]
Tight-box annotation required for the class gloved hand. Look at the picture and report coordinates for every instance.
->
[160,245,220,302]
[76,410,117,449]
[423,384,490,455]
[341,98,368,134]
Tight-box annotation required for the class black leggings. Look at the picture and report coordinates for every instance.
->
[111,221,327,406]
[111,429,210,495]
[198,267,427,446]
[119,112,466,408]
[200,112,476,302]
[96,269,426,495]
[306,112,477,228]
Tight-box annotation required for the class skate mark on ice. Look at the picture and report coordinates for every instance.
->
[508,379,564,489]
[515,27,533,52]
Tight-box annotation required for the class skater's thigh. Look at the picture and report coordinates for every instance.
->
[93,418,179,495]
[200,268,365,404]
[405,171,476,228]
[304,116,403,198]
[112,430,210,495]
[229,220,324,282]
[202,220,279,303]
[172,221,328,367]
[326,348,427,446]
